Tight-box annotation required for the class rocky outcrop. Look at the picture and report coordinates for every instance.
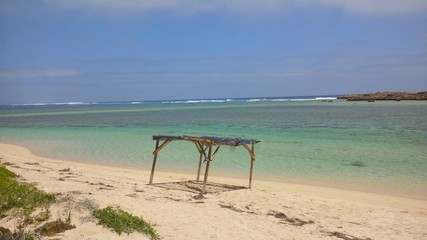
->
[338,91,427,101]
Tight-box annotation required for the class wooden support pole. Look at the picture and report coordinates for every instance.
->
[194,142,201,152]
[249,158,254,189]
[149,139,160,185]
[196,152,203,181]
[202,146,212,194]
[194,142,203,181]
[195,143,208,181]
[248,143,255,189]
[195,142,208,158]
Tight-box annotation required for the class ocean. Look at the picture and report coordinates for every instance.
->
[0,96,426,199]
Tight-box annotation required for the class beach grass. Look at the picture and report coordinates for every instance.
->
[1,164,160,239]
[93,206,160,240]
[0,165,55,218]
[0,164,60,239]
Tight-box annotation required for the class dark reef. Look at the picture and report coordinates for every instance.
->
[338,91,427,101]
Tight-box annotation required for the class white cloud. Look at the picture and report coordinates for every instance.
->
[0,69,79,79]
[300,0,427,15]
[40,0,427,16]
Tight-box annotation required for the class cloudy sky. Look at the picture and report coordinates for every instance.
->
[1,0,426,104]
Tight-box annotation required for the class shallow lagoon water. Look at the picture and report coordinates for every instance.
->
[1,100,426,198]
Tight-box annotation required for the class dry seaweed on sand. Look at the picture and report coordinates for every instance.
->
[268,210,314,226]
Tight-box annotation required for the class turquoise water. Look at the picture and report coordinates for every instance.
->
[0,100,426,198]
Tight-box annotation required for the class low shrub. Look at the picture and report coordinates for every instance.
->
[0,165,55,217]
[93,206,160,240]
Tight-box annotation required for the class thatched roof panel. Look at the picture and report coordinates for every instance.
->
[152,135,259,146]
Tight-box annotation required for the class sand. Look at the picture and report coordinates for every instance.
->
[1,143,426,240]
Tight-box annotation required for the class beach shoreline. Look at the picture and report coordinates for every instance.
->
[3,139,426,202]
[1,142,426,210]
[1,143,427,239]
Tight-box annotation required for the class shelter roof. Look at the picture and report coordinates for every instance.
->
[152,135,260,146]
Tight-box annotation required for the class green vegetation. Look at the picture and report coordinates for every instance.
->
[0,165,55,218]
[0,164,60,239]
[36,213,76,236]
[93,206,160,240]
[1,165,158,239]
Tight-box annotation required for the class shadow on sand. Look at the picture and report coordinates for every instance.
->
[149,180,246,194]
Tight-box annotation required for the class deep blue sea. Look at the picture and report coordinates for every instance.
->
[1,96,426,199]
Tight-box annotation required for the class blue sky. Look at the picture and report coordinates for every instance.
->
[1,0,427,104]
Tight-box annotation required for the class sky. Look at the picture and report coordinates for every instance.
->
[1,0,427,104]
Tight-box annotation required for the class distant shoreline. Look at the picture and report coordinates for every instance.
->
[338,91,427,101]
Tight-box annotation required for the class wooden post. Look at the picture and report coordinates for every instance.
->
[195,143,207,182]
[248,143,255,189]
[196,152,203,181]
[149,139,160,185]
[202,145,212,194]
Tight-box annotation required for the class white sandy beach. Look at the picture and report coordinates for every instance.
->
[1,143,426,240]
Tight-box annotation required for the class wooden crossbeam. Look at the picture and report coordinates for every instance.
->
[210,145,221,161]
[152,139,171,155]
[242,143,255,160]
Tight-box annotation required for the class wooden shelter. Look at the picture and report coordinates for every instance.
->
[149,135,260,194]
